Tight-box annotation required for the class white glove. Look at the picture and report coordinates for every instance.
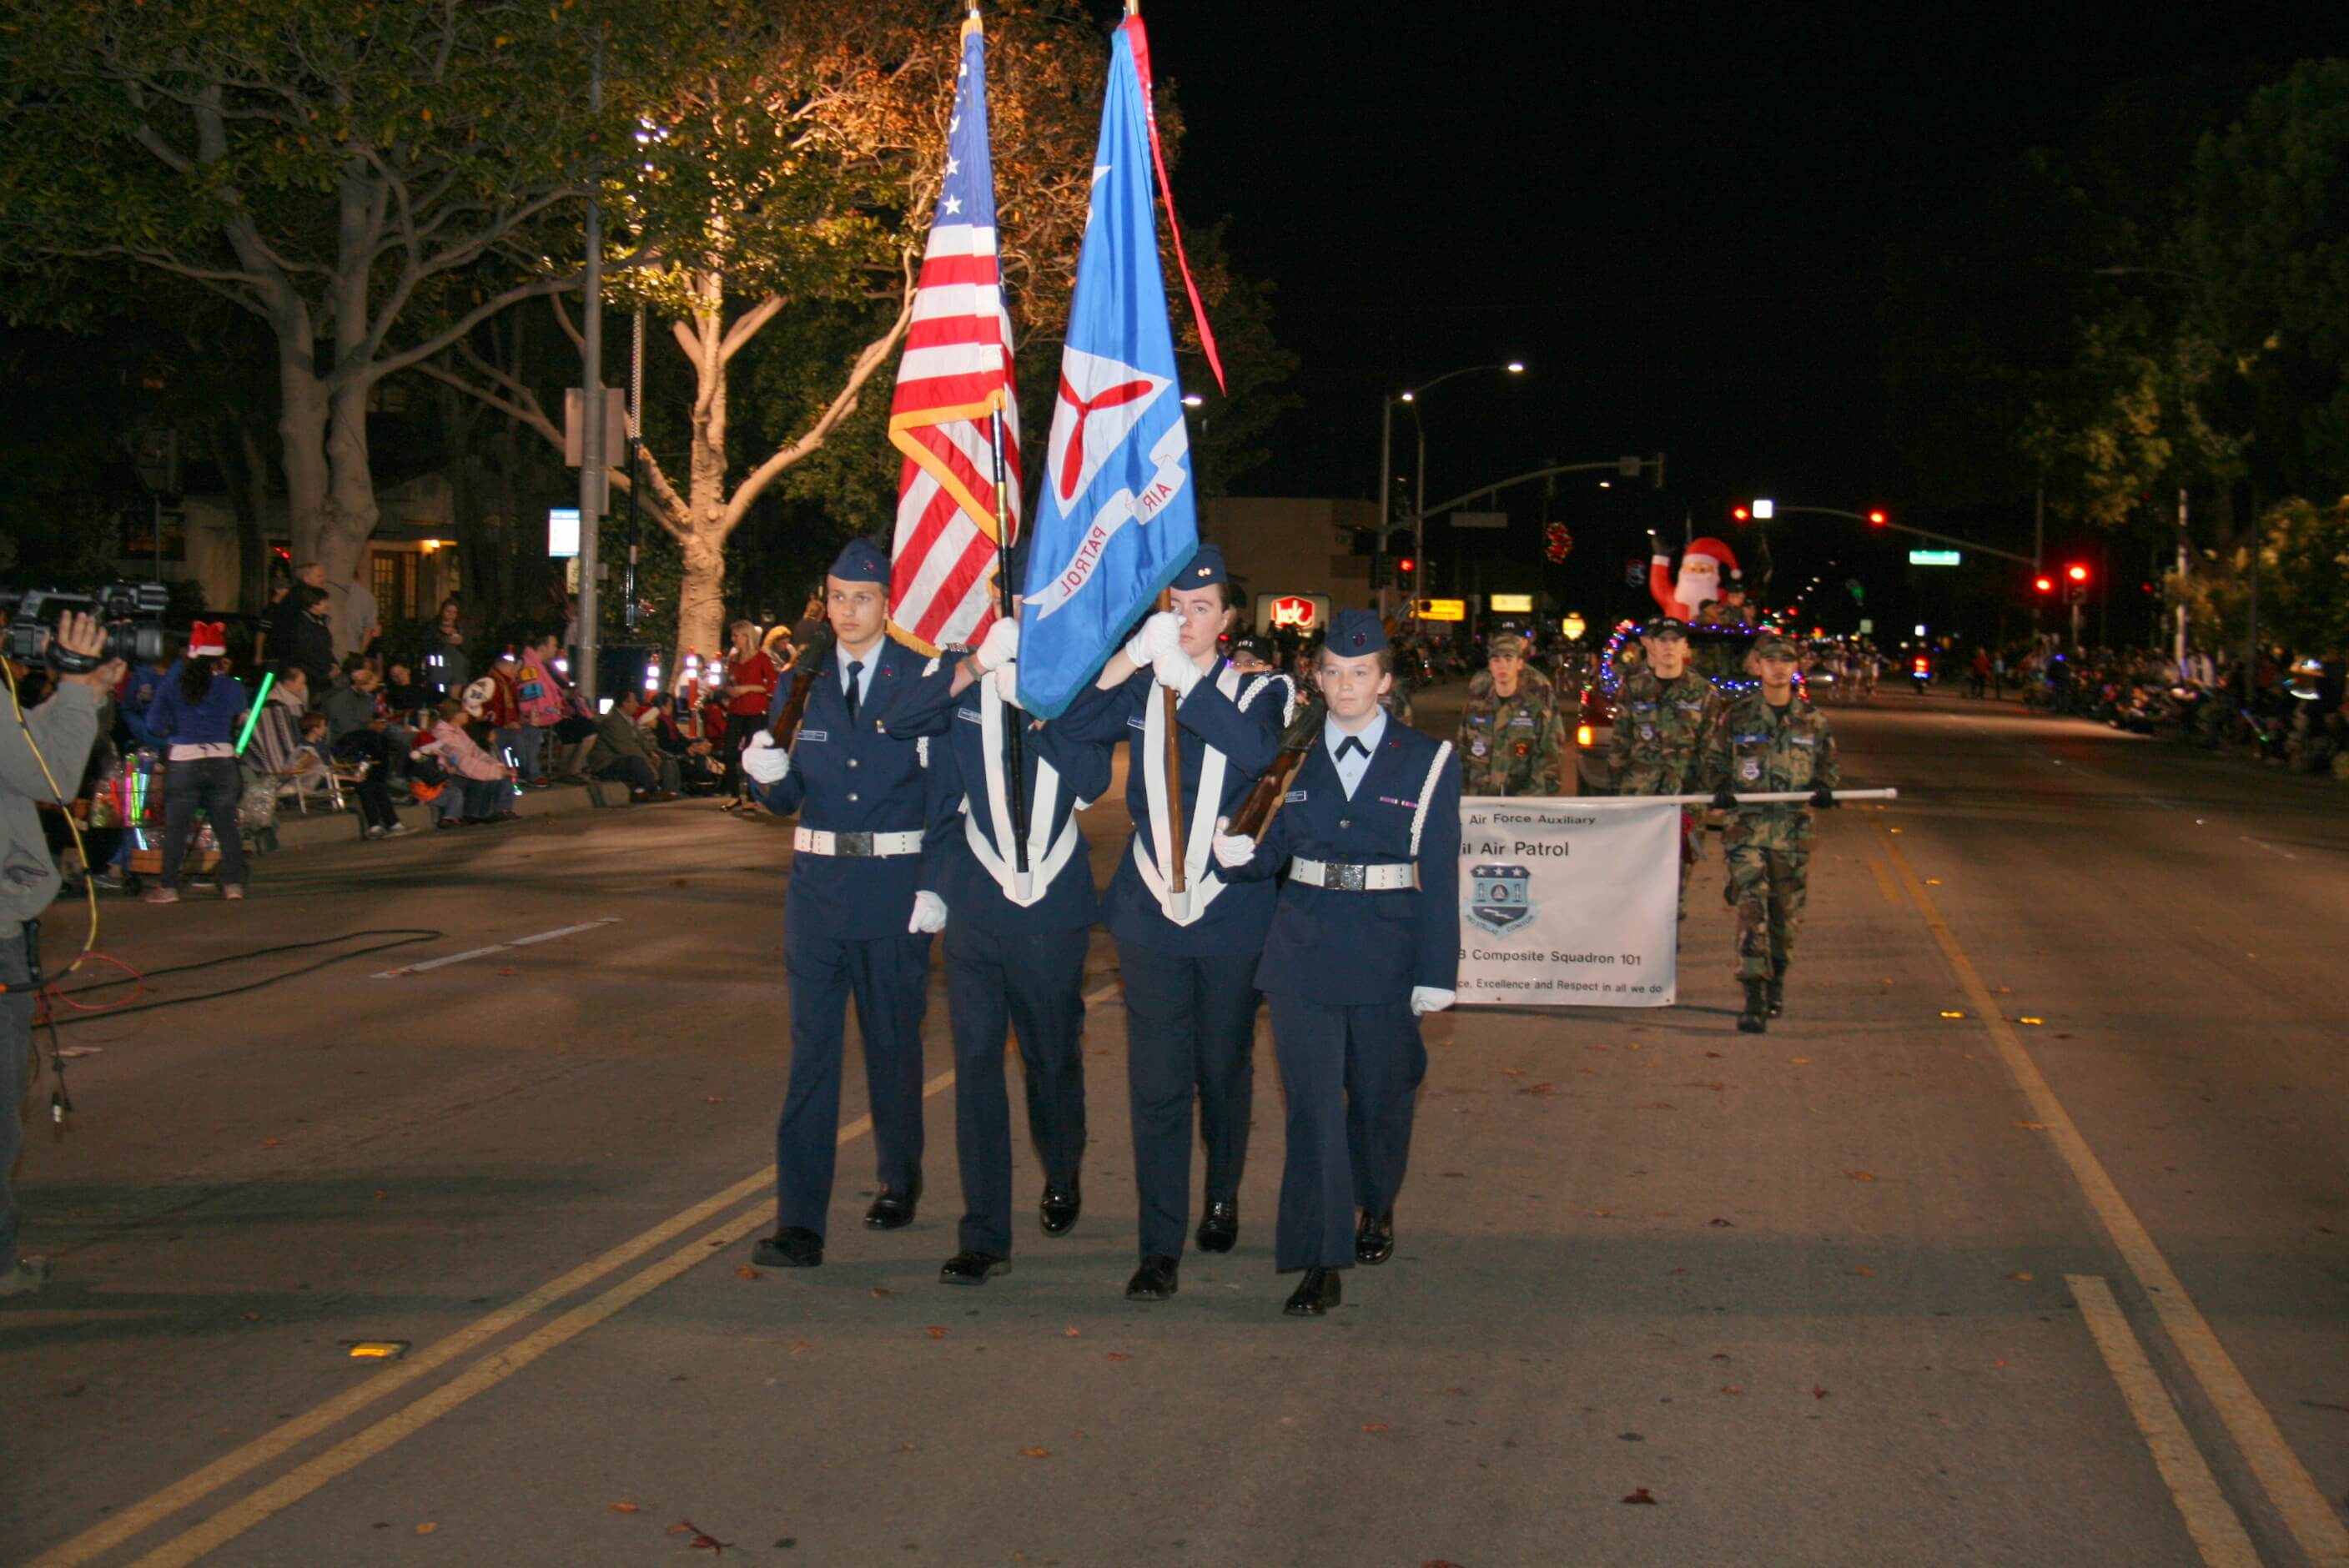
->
[975,618,1019,671]
[1211,816,1255,869]
[908,891,948,934]
[1124,611,1182,666]
[993,661,1024,709]
[1410,986,1456,1016]
[1152,644,1202,698]
[741,731,790,785]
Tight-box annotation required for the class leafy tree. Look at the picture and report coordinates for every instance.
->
[0,0,695,636]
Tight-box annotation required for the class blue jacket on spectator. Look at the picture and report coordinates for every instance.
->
[145,663,250,749]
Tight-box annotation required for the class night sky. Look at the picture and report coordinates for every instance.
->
[1135,0,2345,629]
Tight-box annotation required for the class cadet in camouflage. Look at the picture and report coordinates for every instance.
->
[1704,631,1840,1033]
[1456,631,1568,796]
[1607,616,1727,915]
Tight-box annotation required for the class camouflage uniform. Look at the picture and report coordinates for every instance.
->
[1456,665,1566,795]
[1706,686,1839,983]
[1608,666,1726,913]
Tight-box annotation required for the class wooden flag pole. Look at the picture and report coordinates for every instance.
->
[1159,590,1187,912]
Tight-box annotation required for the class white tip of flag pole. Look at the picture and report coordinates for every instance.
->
[1014,870,1032,903]
[1168,889,1189,922]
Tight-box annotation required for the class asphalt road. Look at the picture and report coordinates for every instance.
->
[3,689,2344,1567]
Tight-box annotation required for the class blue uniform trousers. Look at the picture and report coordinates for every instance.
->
[776,927,932,1238]
[1117,941,1260,1259]
[1268,994,1427,1272]
[944,921,1089,1257]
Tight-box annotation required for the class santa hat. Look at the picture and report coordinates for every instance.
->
[1683,538,1738,574]
[187,621,228,657]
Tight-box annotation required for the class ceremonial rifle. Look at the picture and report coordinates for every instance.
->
[767,622,835,750]
[1224,694,1324,840]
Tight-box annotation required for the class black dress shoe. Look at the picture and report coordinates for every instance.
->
[1354,1209,1396,1266]
[1195,1199,1238,1254]
[1124,1254,1180,1300]
[865,1174,922,1230]
[752,1227,823,1268]
[1283,1266,1342,1317]
[938,1250,1010,1286]
[1038,1176,1081,1236]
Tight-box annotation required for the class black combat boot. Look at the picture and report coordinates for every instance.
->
[1765,963,1786,1019]
[1738,978,1769,1033]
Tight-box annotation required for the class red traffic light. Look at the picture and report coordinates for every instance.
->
[1866,510,1888,525]
[1398,557,1416,575]
[2065,563,2089,583]
[2034,575,2055,594]
[1731,506,1750,522]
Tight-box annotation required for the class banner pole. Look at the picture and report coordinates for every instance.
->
[989,399,1033,887]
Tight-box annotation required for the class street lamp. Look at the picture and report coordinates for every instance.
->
[1379,361,1524,614]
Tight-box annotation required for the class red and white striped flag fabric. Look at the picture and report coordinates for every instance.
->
[887,16,1020,655]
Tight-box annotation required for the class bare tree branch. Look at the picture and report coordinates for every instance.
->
[722,281,915,534]
[719,293,787,363]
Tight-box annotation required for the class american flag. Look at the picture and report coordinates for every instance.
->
[887,17,1020,656]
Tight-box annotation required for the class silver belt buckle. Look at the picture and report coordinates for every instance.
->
[836,831,875,857]
[1327,862,1367,892]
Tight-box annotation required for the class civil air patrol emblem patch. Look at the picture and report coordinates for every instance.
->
[1468,863,1537,937]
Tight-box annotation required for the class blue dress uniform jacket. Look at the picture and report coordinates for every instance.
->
[1234,720,1463,1003]
[1060,665,1286,956]
[922,676,1114,1258]
[922,679,1114,935]
[754,638,954,940]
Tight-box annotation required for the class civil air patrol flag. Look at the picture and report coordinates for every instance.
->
[1015,15,1200,718]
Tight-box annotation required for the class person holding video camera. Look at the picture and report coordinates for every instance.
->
[3,610,121,1296]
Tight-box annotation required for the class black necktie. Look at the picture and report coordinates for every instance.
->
[844,661,864,722]
[1337,736,1368,761]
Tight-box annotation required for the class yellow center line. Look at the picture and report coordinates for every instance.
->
[1865,854,1904,910]
[28,1068,959,1568]
[1880,823,2349,1567]
[2068,1274,2261,1568]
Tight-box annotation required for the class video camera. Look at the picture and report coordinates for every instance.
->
[0,583,172,675]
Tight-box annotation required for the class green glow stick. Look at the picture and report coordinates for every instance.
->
[235,671,275,754]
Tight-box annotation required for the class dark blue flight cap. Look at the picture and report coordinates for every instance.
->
[1177,541,1229,587]
[828,537,893,585]
[1325,608,1387,656]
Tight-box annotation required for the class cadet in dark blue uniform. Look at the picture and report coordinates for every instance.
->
[919,617,1114,1284]
[1215,611,1460,1317]
[1063,544,1285,1302]
[743,540,955,1269]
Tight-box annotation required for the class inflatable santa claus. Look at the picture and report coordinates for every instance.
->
[1650,536,1740,622]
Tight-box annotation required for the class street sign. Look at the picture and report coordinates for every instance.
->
[1449,511,1508,530]
[549,506,582,558]
[1488,593,1534,612]
[1416,598,1467,622]
[1562,613,1587,641]
[1908,548,1962,566]
[1751,498,1776,520]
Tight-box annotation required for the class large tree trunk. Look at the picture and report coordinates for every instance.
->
[675,270,732,661]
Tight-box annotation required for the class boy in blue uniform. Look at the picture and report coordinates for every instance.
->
[742,539,956,1269]
[1215,611,1461,1317]
[1064,544,1286,1302]
[919,616,1114,1284]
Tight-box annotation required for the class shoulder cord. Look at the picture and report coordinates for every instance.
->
[1409,741,1451,857]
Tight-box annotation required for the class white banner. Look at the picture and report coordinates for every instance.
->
[1457,795,1683,1008]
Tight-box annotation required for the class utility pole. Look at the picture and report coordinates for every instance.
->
[1375,396,1395,619]
[2174,486,2190,672]
[576,38,605,702]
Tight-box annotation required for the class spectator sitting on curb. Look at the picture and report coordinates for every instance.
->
[333,707,410,838]
[647,693,725,795]
[594,689,681,801]
[426,698,516,827]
